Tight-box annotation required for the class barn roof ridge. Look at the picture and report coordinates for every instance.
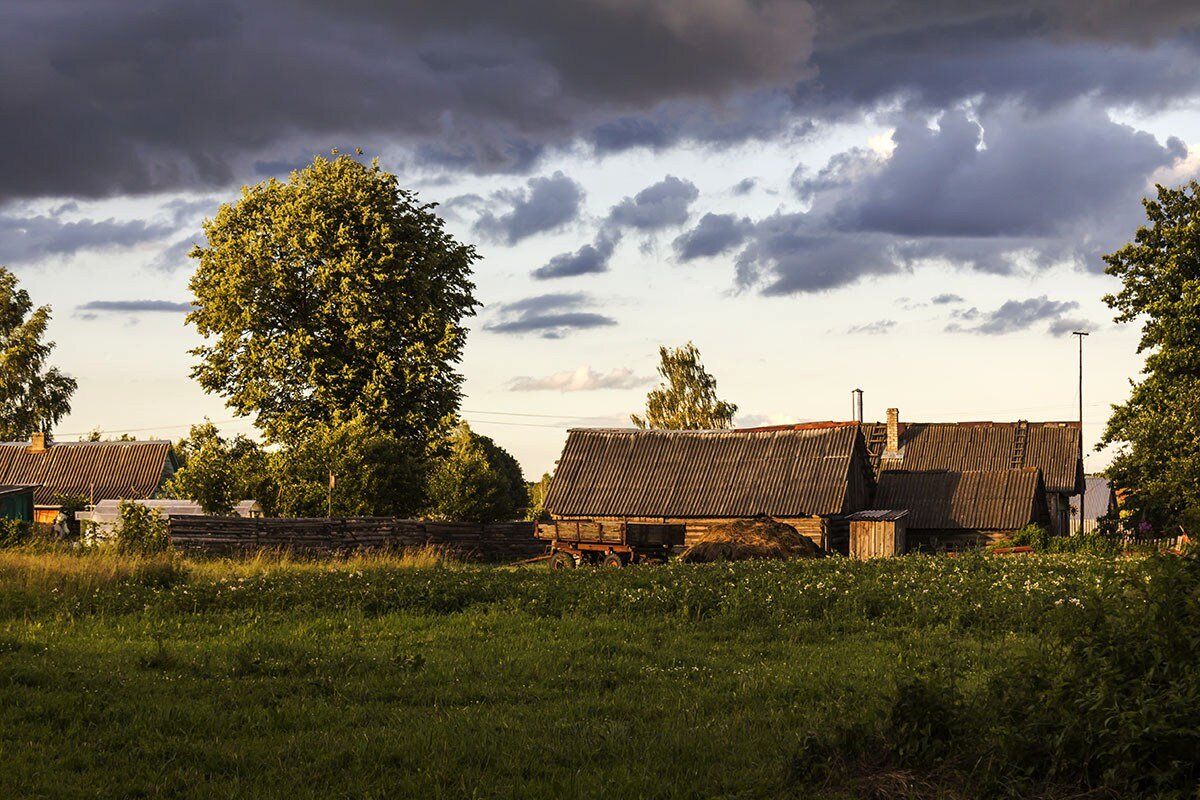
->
[0,439,173,447]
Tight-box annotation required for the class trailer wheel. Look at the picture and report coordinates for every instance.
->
[549,552,576,571]
[602,553,624,568]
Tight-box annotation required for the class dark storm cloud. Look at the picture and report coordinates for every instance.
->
[586,90,817,156]
[580,3,1200,157]
[607,176,699,231]
[4,1,1200,204]
[486,292,617,338]
[672,213,752,261]
[945,296,1083,335]
[734,217,899,294]
[837,105,1183,240]
[0,0,816,203]
[807,7,1200,117]
[0,210,173,265]
[474,171,585,244]
[728,100,1190,294]
[533,231,621,280]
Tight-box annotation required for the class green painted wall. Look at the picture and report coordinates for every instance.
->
[0,491,34,522]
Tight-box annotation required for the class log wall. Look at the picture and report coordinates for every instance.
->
[167,516,544,562]
[548,515,829,550]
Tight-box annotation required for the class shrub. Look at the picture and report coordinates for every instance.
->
[1001,523,1051,551]
[996,523,1122,556]
[113,500,171,554]
[426,422,527,523]
[0,518,34,548]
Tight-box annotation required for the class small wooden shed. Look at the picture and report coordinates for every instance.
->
[846,509,908,559]
[0,485,37,523]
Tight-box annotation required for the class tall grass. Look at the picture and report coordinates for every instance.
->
[0,548,1195,798]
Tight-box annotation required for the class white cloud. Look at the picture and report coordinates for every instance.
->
[508,365,650,392]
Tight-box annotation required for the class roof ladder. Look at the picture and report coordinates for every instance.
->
[864,424,888,476]
[865,424,888,456]
[1010,420,1029,469]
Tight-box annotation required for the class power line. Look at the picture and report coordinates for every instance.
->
[461,408,619,421]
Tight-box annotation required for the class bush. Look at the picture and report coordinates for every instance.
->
[1001,523,1051,550]
[0,518,34,548]
[996,523,1122,556]
[113,500,171,554]
[426,422,527,523]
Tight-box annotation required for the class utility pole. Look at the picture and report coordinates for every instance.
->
[327,470,335,519]
[1072,331,1089,534]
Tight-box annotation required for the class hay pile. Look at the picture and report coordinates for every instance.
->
[680,516,824,563]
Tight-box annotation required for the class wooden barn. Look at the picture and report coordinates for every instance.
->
[859,410,1081,535]
[872,467,1050,551]
[0,434,178,523]
[542,426,875,550]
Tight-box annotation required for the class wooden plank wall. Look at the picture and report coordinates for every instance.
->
[849,519,905,559]
[167,516,545,562]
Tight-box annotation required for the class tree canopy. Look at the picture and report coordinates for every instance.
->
[631,342,738,430]
[187,153,479,449]
[0,267,76,440]
[273,415,427,518]
[426,422,528,523]
[1100,181,1200,526]
[161,421,277,515]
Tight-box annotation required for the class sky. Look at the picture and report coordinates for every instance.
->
[3,1,1200,478]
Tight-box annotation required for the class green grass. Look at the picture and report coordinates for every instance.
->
[0,548,1197,799]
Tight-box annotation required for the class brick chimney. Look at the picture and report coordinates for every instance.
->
[27,431,48,453]
[885,408,900,455]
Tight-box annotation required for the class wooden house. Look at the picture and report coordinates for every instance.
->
[872,467,1050,550]
[860,410,1081,536]
[0,435,178,523]
[543,426,875,550]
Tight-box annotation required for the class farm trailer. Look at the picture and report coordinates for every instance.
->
[535,519,686,569]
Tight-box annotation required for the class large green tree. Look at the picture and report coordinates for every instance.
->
[631,341,738,430]
[1100,181,1200,526]
[0,267,76,440]
[187,153,479,449]
[425,423,528,523]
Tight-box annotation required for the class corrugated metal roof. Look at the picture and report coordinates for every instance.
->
[1069,476,1117,520]
[545,426,864,518]
[874,468,1045,530]
[857,421,1081,494]
[845,509,909,521]
[0,441,175,505]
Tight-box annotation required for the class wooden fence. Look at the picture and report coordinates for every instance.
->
[167,516,546,561]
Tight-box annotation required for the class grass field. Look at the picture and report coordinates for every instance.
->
[1,548,1197,799]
